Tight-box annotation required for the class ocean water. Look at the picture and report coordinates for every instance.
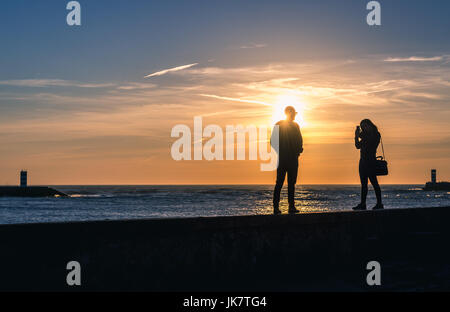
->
[0,185,449,225]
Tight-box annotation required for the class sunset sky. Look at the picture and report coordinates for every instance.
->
[1,0,449,185]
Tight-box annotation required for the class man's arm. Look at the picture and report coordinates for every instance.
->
[297,124,303,155]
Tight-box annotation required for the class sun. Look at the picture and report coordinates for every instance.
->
[271,94,307,126]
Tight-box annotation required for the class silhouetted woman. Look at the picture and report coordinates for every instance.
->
[353,119,384,210]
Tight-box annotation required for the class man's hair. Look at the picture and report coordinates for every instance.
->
[284,106,296,115]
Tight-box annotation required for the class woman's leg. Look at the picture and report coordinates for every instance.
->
[359,161,369,205]
[368,174,382,205]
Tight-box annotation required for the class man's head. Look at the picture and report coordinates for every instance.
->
[284,106,297,121]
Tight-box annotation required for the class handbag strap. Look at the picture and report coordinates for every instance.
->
[380,136,386,160]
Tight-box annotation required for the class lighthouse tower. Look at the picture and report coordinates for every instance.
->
[20,170,28,188]
[431,169,437,184]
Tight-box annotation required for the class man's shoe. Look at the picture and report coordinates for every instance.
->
[273,203,282,215]
[372,203,384,210]
[288,207,300,214]
[352,203,367,211]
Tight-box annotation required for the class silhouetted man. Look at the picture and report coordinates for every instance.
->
[272,106,303,214]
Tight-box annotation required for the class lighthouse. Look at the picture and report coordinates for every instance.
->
[431,169,437,184]
[20,170,28,187]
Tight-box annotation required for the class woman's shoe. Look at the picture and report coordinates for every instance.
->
[372,203,384,210]
[352,203,367,210]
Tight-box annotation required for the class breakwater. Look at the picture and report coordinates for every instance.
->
[0,186,68,197]
[1,206,450,291]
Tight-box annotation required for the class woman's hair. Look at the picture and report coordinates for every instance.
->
[360,119,378,134]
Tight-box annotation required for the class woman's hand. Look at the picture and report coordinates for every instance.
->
[355,126,361,138]
[355,126,362,149]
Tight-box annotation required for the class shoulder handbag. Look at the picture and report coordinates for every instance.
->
[375,136,389,176]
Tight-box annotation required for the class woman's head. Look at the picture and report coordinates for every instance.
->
[360,119,378,133]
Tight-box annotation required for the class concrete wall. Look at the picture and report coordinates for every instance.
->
[1,207,450,291]
[0,186,67,197]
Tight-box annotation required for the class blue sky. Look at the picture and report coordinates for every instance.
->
[0,0,449,184]
[1,0,449,81]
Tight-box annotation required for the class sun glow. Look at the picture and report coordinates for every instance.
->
[271,94,307,126]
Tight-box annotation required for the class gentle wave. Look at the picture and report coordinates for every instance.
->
[1,185,448,225]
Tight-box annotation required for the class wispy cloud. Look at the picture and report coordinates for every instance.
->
[199,94,271,106]
[117,82,156,90]
[384,56,443,62]
[0,79,114,88]
[239,43,267,49]
[144,63,198,78]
